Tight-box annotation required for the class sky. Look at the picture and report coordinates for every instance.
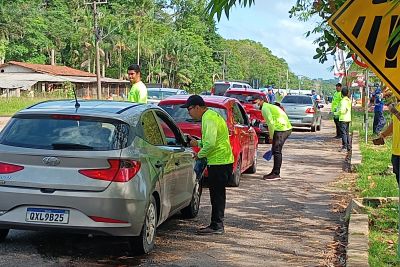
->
[216,1,334,80]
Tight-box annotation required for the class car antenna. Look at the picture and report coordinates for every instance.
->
[72,87,80,110]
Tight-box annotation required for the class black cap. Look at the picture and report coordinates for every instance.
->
[180,95,206,108]
[336,83,342,87]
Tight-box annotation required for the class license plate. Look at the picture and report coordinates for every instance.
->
[26,208,69,224]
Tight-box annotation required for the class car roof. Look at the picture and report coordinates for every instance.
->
[214,81,251,86]
[159,94,234,105]
[15,100,161,123]
[148,88,184,92]
[225,88,265,94]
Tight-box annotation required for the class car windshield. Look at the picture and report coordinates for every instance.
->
[214,84,230,95]
[159,104,228,123]
[281,95,313,105]
[225,93,259,103]
[148,90,179,100]
[0,116,130,150]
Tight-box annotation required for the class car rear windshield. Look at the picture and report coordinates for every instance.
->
[281,95,313,105]
[225,92,260,103]
[214,84,230,95]
[148,90,178,100]
[159,104,228,123]
[0,115,130,150]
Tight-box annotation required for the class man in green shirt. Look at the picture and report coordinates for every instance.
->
[254,96,292,181]
[127,64,147,103]
[332,83,343,138]
[334,87,352,152]
[181,95,234,235]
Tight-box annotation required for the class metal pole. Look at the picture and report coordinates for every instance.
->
[365,70,369,144]
[137,26,140,65]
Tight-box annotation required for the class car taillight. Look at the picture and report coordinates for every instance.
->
[79,159,141,182]
[89,216,128,224]
[0,162,24,174]
[305,107,315,114]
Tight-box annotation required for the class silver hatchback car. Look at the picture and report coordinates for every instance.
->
[0,100,201,254]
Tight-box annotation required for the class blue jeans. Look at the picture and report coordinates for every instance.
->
[339,121,351,151]
[373,111,386,134]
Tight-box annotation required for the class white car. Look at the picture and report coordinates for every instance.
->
[147,88,187,104]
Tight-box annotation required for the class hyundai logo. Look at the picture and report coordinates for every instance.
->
[42,157,61,166]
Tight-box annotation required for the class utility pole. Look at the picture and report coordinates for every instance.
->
[214,51,229,80]
[286,69,289,90]
[85,0,107,99]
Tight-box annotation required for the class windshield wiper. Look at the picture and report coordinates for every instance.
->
[51,143,94,150]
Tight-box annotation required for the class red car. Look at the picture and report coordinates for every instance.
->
[158,95,258,187]
[224,88,270,143]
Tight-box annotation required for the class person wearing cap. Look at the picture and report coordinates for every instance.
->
[372,87,386,134]
[253,96,292,180]
[127,64,147,103]
[377,102,400,185]
[332,83,343,138]
[334,87,352,152]
[181,95,234,235]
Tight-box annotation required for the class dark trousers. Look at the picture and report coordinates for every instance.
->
[392,155,400,185]
[373,111,386,134]
[339,121,351,151]
[207,163,233,229]
[334,116,340,137]
[271,129,292,175]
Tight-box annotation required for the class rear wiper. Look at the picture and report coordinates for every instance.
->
[51,143,94,150]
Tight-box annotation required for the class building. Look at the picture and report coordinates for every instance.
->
[0,61,129,99]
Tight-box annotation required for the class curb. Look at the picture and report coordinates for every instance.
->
[350,130,362,171]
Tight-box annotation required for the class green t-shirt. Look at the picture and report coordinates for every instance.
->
[331,91,343,115]
[198,109,234,165]
[261,103,292,137]
[128,81,147,103]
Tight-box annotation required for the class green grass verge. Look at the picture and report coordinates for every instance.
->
[352,111,399,265]
[0,97,62,116]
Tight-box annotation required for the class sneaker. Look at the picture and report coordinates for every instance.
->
[196,226,224,235]
[262,174,281,181]
[338,148,348,153]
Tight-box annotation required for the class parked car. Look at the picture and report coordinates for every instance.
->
[147,88,187,104]
[158,95,258,187]
[0,100,201,254]
[224,88,270,143]
[211,81,252,96]
[280,95,322,132]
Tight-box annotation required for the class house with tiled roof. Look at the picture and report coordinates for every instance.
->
[0,61,129,99]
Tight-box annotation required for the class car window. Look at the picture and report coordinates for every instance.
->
[0,115,129,150]
[159,104,228,123]
[214,84,230,95]
[138,111,164,146]
[281,95,313,105]
[154,111,184,147]
[148,91,179,100]
[225,92,264,103]
[232,103,246,125]
[232,84,243,88]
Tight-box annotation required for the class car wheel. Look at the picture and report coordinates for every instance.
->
[229,157,241,187]
[0,229,9,242]
[311,125,316,132]
[245,149,257,174]
[129,195,157,255]
[181,180,202,219]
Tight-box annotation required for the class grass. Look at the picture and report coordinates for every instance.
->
[351,111,399,265]
[0,97,65,116]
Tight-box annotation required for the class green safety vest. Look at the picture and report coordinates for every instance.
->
[261,103,292,137]
[331,91,342,114]
[128,81,147,103]
[335,96,352,122]
[198,109,234,165]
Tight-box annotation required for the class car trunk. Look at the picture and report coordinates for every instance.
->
[0,148,122,192]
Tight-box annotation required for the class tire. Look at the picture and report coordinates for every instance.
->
[245,148,257,174]
[229,157,242,187]
[129,195,157,255]
[181,180,202,219]
[311,125,316,132]
[0,229,9,242]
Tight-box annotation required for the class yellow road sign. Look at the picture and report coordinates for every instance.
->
[328,0,400,99]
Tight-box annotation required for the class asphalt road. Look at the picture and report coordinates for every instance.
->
[0,114,346,266]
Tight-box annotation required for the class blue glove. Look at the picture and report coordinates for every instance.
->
[263,150,273,161]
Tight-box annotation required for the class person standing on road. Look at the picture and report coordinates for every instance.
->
[332,83,343,139]
[376,102,400,185]
[127,64,147,103]
[181,95,234,235]
[334,87,352,152]
[267,88,276,103]
[253,95,292,181]
[372,87,386,135]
